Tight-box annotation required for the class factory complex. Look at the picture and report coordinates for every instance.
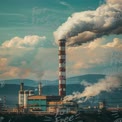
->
[17,39,77,113]
[18,82,77,113]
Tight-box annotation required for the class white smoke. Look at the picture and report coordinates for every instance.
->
[54,0,122,46]
[63,76,121,102]
[80,80,92,87]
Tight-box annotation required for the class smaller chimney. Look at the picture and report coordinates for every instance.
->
[20,82,24,91]
[38,82,42,95]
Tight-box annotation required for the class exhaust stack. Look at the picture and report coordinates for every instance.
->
[58,39,66,98]
[38,82,42,95]
[20,82,24,91]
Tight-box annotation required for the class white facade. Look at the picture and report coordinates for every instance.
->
[24,90,29,108]
[38,83,42,95]
[18,91,24,106]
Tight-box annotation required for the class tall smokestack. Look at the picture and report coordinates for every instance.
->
[58,39,66,98]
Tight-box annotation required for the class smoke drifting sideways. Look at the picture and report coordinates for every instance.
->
[54,0,122,46]
[63,76,122,102]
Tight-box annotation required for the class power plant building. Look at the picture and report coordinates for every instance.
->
[28,95,61,111]
[18,82,77,113]
[18,82,63,112]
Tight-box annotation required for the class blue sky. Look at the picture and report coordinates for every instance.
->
[0,0,102,44]
[0,0,122,80]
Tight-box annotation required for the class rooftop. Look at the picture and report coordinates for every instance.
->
[28,95,61,101]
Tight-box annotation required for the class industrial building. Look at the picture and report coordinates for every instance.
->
[28,95,61,111]
[18,82,60,111]
[18,82,78,113]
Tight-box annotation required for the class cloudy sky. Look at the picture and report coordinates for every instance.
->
[0,0,122,81]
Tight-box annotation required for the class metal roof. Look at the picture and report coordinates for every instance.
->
[28,95,61,100]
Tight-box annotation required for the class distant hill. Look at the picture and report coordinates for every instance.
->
[2,74,105,86]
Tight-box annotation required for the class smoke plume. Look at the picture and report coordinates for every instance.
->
[63,76,121,102]
[54,0,122,46]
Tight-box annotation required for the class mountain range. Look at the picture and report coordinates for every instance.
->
[1,74,106,86]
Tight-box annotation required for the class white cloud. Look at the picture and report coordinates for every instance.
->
[1,67,20,78]
[0,58,8,71]
[59,1,73,10]
[103,38,122,49]
[0,35,121,80]
[83,38,122,50]
[66,37,122,77]
[0,46,58,80]
[1,35,46,48]
[84,38,104,49]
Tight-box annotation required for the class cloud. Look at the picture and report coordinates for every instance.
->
[0,45,58,80]
[0,56,33,79]
[59,1,73,10]
[66,37,122,76]
[103,38,122,49]
[54,0,122,46]
[73,62,90,70]
[1,35,47,48]
[106,0,122,4]
[0,58,8,71]
[84,38,104,49]
[0,67,20,78]
[0,41,87,80]
[0,35,121,80]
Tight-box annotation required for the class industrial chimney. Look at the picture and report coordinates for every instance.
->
[18,82,24,107]
[20,82,24,91]
[58,39,66,98]
[38,82,42,95]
